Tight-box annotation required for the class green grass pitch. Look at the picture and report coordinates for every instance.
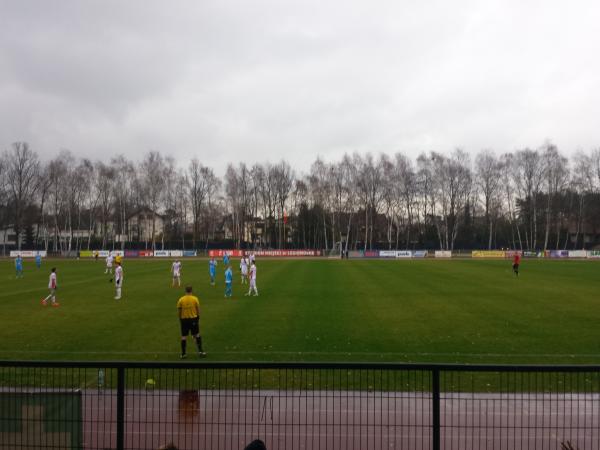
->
[1,258,599,364]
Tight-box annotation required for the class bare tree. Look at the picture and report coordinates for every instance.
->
[354,153,385,251]
[512,149,544,250]
[111,155,135,250]
[338,154,358,253]
[475,150,503,249]
[94,162,115,249]
[308,158,332,250]
[272,161,294,248]
[187,159,214,248]
[225,163,251,248]
[3,142,40,250]
[140,151,167,250]
[540,144,569,250]
[431,150,472,250]
[380,155,397,249]
[0,156,7,254]
[394,153,417,249]
[416,153,437,248]
[571,151,596,248]
[47,152,71,251]
[500,153,523,250]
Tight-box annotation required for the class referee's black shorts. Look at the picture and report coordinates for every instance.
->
[180,317,199,336]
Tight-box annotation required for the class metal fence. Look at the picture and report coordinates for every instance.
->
[1,361,599,450]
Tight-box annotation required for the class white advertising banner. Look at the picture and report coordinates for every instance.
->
[154,250,170,257]
[379,250,397,258]
[9,251,47,258]
[110,250,124,257]
[170,250,183,257]
[413,250,428,258]
[568,250,587,258]
[395,251,412,258]
[587,250,600,259]
[435,250,452,258]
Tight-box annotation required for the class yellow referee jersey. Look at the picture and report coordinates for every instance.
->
[177,295,199,319]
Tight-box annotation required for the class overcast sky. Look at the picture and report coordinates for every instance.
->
[1,0,599,173]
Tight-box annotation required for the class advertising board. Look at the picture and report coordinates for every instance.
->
[9,251,47,258]
[472,250,505,258]
[522,251,540,258]
[208,250,245,257]
[253,250,322,257]
[587,250,600,259]
[348,251,364,258]
[363,250,379,258]
[435,250,452,258]
[412,250,428,258]
[379,250,396,258]
[548,250,569,258]
[568,250,587,258]
[395,250,412,258]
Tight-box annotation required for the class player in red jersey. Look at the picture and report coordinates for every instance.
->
[512,252,521,277]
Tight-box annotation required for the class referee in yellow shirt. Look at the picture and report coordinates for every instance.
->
[177,286,206,358]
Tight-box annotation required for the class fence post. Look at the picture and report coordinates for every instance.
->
[117,366,125,450]
[432,368,440,450]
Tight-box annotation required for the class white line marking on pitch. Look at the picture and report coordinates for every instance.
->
[1,350,599,358]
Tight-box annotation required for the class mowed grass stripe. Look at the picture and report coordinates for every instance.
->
[1,258,599,363]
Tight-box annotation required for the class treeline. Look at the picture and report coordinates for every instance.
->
[1,141,599,252]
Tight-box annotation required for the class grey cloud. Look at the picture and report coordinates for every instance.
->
[1,0,599,172]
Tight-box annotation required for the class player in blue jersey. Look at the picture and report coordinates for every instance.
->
[223,252,230,266]
[15,255,23,278]
[35,253,42,269]
[209,257,217,285]
[224,264,233,298]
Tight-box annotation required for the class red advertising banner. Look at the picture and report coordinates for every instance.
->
[139,251,154,257]
[208,250,244,257]
[504,251,522,258]
[208,250,322,257]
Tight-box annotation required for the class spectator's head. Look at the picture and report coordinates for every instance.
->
[157,444,178,450]
[244,439,267,450]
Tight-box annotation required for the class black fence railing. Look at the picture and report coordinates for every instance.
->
[1,361,599,450]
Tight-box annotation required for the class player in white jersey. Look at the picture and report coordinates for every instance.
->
[240,257,248,284]
[105,254,114,274]
[245,262,258,296]
[41,267,59,307]
[171,260,182,287]
[249,253,256,264]
[114,261,123,300]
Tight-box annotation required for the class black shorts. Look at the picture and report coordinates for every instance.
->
[180,318,199,336]
[513,263,519,270]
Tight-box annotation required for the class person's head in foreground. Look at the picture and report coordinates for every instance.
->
[245,439,267,450]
